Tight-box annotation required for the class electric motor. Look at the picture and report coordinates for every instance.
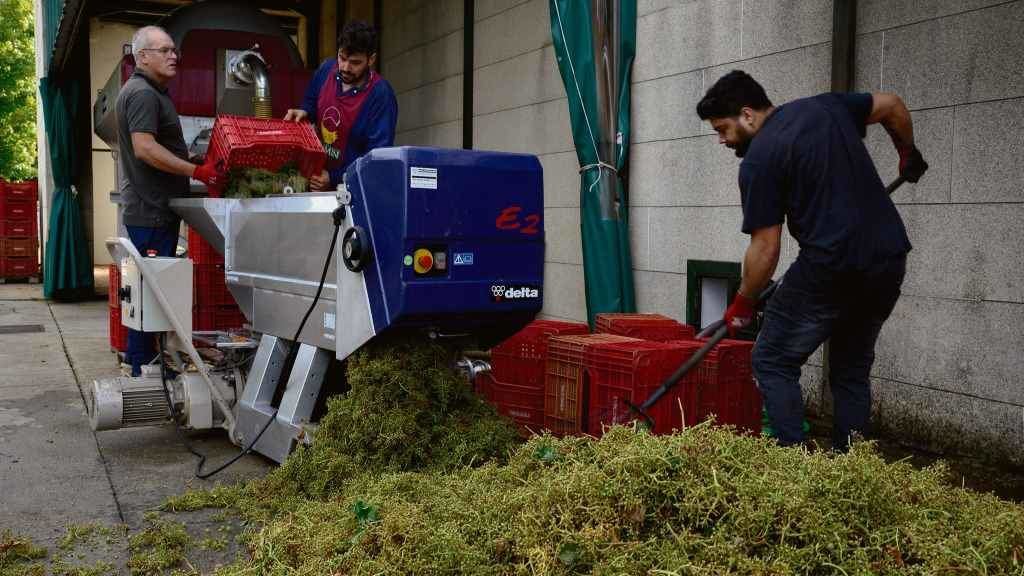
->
[89,368,172,431]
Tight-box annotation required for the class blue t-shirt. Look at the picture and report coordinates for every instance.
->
[739,92,911,273]
[301,58,398,187]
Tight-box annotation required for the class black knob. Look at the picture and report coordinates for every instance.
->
[342,226,370,273]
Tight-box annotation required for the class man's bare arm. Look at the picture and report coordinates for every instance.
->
[131,132,197,177]
[867,93,915,153]
[739,224,782,299]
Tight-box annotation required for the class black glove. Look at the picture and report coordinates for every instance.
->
[898,145,928,183]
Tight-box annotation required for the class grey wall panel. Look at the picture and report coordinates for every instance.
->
[882,2,1024,110]
[633,269,687,322]
[740,0,832,59]
[876,295,1024,404]
[542,262,586,321]
[952,98,1024,203]
[543,207,582,266]
[539,152,579,209]
[473,45,563,117]
[630,136,741,207]
[864,108,954,205]
[634,0,741,82]
[898,204,1024,303]
[632,72,707,143]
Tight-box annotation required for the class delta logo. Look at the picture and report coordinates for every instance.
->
[490,284,540,302]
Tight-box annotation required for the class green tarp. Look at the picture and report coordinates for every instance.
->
[550,0,636,327]
[39,77,93,299]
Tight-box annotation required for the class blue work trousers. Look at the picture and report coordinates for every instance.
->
[752,255,905,451]
[125,224,179,376]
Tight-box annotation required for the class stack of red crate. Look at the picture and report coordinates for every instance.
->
[690,338,760,434]
[189,228,245,330]
[543,333,641,436]
[595,313,695,341]
[481,320,589,435]
[586,339,705,436]
[0,180,40,280]
[108,264,127,352]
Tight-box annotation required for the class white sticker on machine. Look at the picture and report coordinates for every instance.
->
[410,166,438,189]
[324,311,336,331]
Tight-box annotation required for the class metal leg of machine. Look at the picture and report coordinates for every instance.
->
[235,335,330,463]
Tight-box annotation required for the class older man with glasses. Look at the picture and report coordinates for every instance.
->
[114,25,224,376]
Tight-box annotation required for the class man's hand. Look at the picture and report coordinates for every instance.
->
[193,160,227,190]
[284,109,309,123]
[723,291,757,337]
[898,145,928,183]
[309,170,330,191]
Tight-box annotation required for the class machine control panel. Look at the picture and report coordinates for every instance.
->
[120,257,194,334]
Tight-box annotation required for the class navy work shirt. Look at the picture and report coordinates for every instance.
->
[739,92,911,273]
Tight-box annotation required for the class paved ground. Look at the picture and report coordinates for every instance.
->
[0,277,269,573]
[4,273,1024,573]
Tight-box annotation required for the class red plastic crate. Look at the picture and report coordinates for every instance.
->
[193,304,247,331]
[109,307,128,352]
[108,264,120,308]
[0,219,37,237]
[3,181,38,201]
[544,333,640,436]
[193,263,235,306]
[2,238,38,259]
[595,313,696,342]
[205,115,326,185]
[491,319,589,389]
[476,372,544,437]
[187,228,223,264]
[1,256,39,278]
[587,339,705,436]
[1,198,34,221]
[692,339,760,433]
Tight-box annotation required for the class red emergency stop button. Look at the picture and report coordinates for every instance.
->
[413,248,434,274]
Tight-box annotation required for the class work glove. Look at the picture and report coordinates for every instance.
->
[723,291,757,337]
[193,160,227,190]
[898,145,928,183]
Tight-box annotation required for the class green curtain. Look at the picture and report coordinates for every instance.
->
[40,77,93,299]
[550,0,636,327]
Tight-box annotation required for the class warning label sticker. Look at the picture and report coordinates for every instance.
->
[410,166,438,189]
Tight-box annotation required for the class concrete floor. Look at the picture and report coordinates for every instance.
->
[0,279,269,573]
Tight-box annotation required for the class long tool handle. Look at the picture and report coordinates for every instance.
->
[638,321,726,412]
[885,175,907,195]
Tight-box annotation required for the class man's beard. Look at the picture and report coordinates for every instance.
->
[732,139,751,158]
[341,70,367,86]
[730,129,755,158]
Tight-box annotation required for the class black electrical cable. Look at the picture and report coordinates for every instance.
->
[161,206,346,479]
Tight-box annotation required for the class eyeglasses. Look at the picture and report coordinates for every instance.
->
[141,46,179,58]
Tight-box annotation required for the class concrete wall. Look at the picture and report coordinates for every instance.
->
[381,0,466,148]
[384,0,1024,463]
[629,0,1024,463]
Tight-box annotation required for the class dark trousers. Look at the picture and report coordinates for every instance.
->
[752,256,905,450]
[125,224,179,376]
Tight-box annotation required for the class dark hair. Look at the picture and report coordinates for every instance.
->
[696,70,773,120]
[337,20,378,56]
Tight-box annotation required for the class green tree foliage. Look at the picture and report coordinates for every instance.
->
[0,0,37,180]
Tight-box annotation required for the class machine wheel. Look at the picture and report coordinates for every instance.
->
[342,226,371,272]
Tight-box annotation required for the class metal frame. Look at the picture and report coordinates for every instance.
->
[105,237,237,434]
[235,334,330,463]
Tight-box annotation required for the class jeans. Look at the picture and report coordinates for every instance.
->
[125,224,179,376]
[752,255,905,450]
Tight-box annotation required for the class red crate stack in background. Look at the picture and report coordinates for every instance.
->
[188,227,245,331]
[692,338,760,434]
[587,339,705,436]
[595,313,695,341]
[483,320,589,435]
[491,320,589,389]
[0,180,40,281]
[544,333,641,436]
